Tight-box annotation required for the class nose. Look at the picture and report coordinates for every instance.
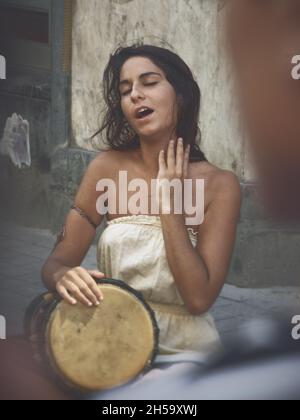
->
[130,84,145,102]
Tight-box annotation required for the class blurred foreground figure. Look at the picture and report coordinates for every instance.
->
[0,337,69,400]
[225,0,300,220]
[96,317,300,400]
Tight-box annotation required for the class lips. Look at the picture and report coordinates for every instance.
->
[134,106,154,120]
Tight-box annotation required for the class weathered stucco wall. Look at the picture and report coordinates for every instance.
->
[71,0,250,180]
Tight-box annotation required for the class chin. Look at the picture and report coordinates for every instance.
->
[136,127,162,138]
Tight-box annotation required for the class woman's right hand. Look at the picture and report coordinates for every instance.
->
[54,266,106,307]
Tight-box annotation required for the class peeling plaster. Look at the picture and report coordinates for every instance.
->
[0,113,31,168]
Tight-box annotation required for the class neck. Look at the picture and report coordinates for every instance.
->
[136,129,178,176]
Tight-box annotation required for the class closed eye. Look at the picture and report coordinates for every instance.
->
[121,82,158,96]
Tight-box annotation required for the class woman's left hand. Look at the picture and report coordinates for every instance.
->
[156,138,191,214]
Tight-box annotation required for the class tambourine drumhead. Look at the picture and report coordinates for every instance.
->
[46,282,157,392]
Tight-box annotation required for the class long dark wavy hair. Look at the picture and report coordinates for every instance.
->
[92,43,207,162]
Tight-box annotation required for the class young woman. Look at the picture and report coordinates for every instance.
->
[42,44,241,361]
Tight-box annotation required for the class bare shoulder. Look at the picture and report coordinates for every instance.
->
[191,161,241,203]
[210,167,241,194]
[73,150,124,225]
[88,149,120,168]
[85,149,123,180]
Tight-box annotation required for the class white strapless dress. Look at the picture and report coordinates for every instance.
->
[97,214,222,363]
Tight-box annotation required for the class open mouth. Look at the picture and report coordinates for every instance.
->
[136,108,154,120]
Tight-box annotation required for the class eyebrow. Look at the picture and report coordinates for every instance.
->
[119,72,162,88]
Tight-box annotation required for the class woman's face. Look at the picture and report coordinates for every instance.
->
[119,56,179,139]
